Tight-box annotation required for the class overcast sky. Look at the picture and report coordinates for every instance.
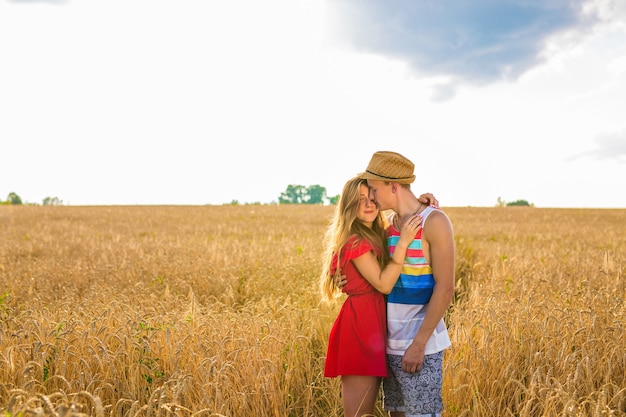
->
[1,0,625,208]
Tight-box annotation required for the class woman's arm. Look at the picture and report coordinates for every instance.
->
[352,214,422,294]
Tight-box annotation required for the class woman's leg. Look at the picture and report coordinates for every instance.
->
[341,375,381,417]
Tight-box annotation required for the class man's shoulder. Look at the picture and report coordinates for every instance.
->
[425,207,451,223]
[423,208,454,238]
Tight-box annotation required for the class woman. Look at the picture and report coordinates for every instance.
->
[320,176,422,417]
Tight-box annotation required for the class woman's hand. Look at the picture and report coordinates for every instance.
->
[418,193,439,208]
[398,213,422,246]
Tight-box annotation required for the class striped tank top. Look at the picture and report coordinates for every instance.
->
[385,206,451,356]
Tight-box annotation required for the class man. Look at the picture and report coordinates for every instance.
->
[360,150,455,417]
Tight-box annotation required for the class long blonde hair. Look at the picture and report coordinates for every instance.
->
[319,176,389,302]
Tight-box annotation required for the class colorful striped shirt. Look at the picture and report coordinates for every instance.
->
[385,206,451,356]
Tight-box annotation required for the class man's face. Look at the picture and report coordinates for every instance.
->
[366,179,393,211]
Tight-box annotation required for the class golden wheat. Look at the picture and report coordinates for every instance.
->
[0,205,624,416]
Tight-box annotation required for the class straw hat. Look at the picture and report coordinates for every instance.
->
[359,151,416,184]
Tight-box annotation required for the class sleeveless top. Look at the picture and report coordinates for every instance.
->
[385,206,451,356]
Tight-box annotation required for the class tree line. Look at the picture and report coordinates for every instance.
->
[2,190,532,207]
[1,187,336,206]
[1,192,62,206]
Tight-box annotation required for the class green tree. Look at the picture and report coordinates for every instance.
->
[7,192,22,205]
[279,185,307,204]
[304,184,326,204]
[506,199,531,207]
[43,196,63,206]
[279,184,329,204]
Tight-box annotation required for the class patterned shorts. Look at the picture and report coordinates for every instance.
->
[383,351,444,417]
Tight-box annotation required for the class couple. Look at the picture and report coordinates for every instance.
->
[320,151,455,417]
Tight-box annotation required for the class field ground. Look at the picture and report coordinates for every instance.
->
[0,205,624,416]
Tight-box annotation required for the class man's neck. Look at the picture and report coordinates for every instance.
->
[396,193,425,223]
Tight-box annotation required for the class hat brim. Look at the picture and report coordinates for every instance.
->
[358,171,415,184]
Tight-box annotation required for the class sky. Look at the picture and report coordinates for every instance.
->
[1,0,625,208]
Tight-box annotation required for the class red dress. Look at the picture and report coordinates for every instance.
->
[324,236,388,378]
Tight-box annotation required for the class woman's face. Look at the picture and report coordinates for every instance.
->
[356,183,379,227]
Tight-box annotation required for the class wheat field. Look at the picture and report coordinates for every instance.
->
[0,204,624,417]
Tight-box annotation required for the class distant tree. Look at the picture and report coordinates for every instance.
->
[304,184,326,204]
[279,184,329,204]
[43,196,63,206]
[496,196,506,207]
[506,199,531,207]
[7,192,22,205]
[279,185,307,204]
[328,194,339,205]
